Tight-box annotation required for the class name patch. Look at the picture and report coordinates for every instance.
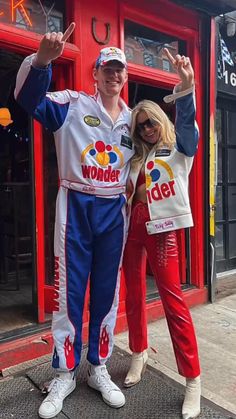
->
[121,135,133,150]
[146,219,174,234]
[155,148,171,157]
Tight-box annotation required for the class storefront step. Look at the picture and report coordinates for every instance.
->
[0,329,53,376]
[0,287,208,374]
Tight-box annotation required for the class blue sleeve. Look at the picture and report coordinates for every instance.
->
[175,93,199,157]
[16,65,69,132]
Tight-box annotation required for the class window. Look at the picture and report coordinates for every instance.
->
[0,0,65,34]
[124,20,186,73]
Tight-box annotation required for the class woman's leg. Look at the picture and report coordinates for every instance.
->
[146,230,200,379]
[123,202,150,387]
[123,203,149,353]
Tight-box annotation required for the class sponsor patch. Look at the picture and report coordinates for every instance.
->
[155,148,171,157]
[121,135,133,150]
[84,115,101,127]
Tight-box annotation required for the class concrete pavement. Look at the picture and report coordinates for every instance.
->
[0,292,235,418]
[115,292,236,417]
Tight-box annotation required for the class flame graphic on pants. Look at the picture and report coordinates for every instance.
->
[64,335,75,369]
[99,326,109,358]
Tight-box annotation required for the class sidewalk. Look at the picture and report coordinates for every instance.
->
[0,293,236,418]
[116,292,236,417]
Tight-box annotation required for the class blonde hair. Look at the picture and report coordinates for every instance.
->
[131,100,176,167]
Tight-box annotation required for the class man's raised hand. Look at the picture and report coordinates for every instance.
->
[34,22,76,67]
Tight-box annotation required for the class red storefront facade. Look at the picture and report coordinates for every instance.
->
[0,0,234,371]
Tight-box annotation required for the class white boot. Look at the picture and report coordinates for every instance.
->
[38,371,76,419]
[124,350,148,388]
[182,376,201,419]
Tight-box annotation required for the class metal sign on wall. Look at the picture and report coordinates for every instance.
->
[217,31,236,96]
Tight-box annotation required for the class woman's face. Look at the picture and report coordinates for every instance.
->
[136,110,160,145]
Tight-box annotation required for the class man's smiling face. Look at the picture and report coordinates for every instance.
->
[93,61,128,98]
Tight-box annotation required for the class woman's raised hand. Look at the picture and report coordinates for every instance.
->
[34,22,76,67]
[163,48,194,91]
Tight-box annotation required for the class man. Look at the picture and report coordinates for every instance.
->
[15,22,133,419]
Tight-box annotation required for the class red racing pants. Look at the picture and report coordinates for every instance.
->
[123,201,200,378]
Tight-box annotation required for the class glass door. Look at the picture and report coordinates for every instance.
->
[0,49,37,338]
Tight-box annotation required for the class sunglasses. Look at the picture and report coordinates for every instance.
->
[136,118,157,132]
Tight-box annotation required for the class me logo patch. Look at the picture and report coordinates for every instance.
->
[84,115,101,127]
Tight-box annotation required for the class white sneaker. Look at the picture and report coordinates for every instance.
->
[87,364,125,408]
[38,372,76,419]
[182,376,201,419]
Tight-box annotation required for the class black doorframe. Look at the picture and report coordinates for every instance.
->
[216,95,236,273]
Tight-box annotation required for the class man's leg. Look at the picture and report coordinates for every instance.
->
[87,194,126,407]
[39,189,93,418]
[52,189,94,370]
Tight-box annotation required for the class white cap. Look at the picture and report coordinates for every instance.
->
[95,47,127,68]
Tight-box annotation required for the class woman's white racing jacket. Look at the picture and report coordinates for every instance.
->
[128,87,199,234]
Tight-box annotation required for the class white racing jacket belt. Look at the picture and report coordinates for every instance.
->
[60,179,126,196]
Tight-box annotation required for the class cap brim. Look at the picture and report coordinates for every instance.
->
[100,59,126,67]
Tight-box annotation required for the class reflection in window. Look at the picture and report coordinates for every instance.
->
[227,110,236,145]
[0,49,34,296]
[217,145,222,184]
[216,108,222,143]
[216,186,223,222]
[228,149,236,182]
[228,186,236,221]
[229,224,236,258]
[0,0,65,35]
[215,224,225,261]
[124,20,186,73]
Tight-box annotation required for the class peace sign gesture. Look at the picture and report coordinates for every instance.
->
[34,22,76,67]
[163,48,194,91]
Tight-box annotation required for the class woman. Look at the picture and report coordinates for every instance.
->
[123,49,201,419]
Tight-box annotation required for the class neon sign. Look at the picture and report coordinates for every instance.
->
[12,0,32,26]
[0,0,64,34]
[0,0,32,27]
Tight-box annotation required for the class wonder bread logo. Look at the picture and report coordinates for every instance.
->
[81,140,124,183]
[146,159,176,204]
